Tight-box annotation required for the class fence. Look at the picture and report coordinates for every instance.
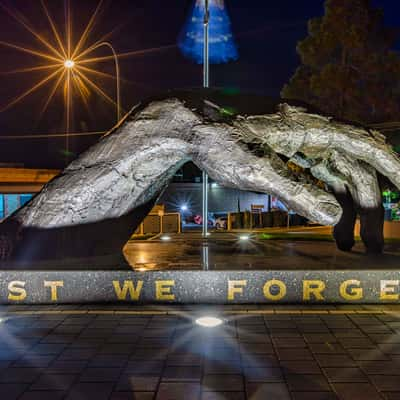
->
[228,211,307,230]
[134,212,181,235]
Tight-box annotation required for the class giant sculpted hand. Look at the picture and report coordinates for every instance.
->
[1,93,399,264]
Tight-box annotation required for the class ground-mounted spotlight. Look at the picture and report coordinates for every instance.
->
[161,235,171,241]
[195,316,223,328]
[239,235,250,241]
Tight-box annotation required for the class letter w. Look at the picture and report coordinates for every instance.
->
[113,280,143,300]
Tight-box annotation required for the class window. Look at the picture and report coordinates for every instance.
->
[20,194,32,207]
[0,195,3,220]
[0,194,33,219]
[4,194,20,217]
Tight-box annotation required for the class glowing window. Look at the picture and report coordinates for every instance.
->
[5,195,20,217]
[20,194,32,207]
[0,195,3,220]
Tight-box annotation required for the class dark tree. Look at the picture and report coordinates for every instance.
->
[282,0,400,124]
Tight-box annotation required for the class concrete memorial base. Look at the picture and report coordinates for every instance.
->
[0,270,399,304]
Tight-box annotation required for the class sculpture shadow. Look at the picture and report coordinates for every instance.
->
[0,195,159,270]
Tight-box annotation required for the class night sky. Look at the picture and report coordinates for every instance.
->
[0,0,399,168]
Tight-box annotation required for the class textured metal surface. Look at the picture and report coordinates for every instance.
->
[15,98,400,229]
[236,104,399,209]
[2,95,400,261]
[16,100,199,228]
[0,270,399,304]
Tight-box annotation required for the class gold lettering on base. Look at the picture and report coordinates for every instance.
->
[113,280,143,300]
[303,280,325,301]
[339,280,363,300]
[155,280,175,300]
[263,279,286,301]
[380,280,399,301]
[44,281,64,301]
[228,280,247,300]
[8,281,27,301]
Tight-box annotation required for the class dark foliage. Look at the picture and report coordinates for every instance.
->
[282,0,400,124]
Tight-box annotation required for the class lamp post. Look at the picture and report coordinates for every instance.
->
[202,0,209,238]
[63,58,74,165]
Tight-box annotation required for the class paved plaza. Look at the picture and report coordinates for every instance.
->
[0,305,400,399]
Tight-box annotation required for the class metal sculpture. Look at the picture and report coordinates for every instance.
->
[1,90,399,265]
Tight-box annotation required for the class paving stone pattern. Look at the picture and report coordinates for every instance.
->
[0,305,399,399]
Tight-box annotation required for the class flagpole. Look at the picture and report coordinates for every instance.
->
[203,0,210,88]
[202,0,209,238]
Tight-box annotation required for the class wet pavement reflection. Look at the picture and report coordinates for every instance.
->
[123,232,400,271]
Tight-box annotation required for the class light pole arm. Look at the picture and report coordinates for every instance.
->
[81,41,121,124]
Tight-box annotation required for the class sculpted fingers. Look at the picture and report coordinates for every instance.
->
[236,104,400,191]
[191,124,342,226]
[329,151,381,210]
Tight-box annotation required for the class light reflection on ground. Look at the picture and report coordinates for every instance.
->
[123,231,400,271]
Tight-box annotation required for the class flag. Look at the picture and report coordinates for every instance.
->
[179,0,239,64]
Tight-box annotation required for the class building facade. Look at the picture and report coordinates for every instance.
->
[0,168,59,220]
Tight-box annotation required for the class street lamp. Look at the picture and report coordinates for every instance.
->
[64,59,75,69]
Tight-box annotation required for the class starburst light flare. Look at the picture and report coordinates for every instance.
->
[0,0,121,132]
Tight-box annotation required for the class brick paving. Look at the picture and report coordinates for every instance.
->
[0,305,400,399]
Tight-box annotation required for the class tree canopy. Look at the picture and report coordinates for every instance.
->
[281,0,400,124]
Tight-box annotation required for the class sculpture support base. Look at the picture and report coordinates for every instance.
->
[333,189,357,251]
[359,206,385,254]
[333,188,385,254]
[0,270,398,304]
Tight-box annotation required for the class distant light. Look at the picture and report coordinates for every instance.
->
[287,231,313,235]
[206,232,211,236]
[195,316,223,328]
[239,235,250,241]
[136,267,147,272]
[161,235,171,241]
[211,183,218,188]
[64,59,75,69]
[180,204,188,212]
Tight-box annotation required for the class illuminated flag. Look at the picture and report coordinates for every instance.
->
[179,0,239,64]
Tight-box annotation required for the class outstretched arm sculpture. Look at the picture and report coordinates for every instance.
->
[1,90,400,266]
